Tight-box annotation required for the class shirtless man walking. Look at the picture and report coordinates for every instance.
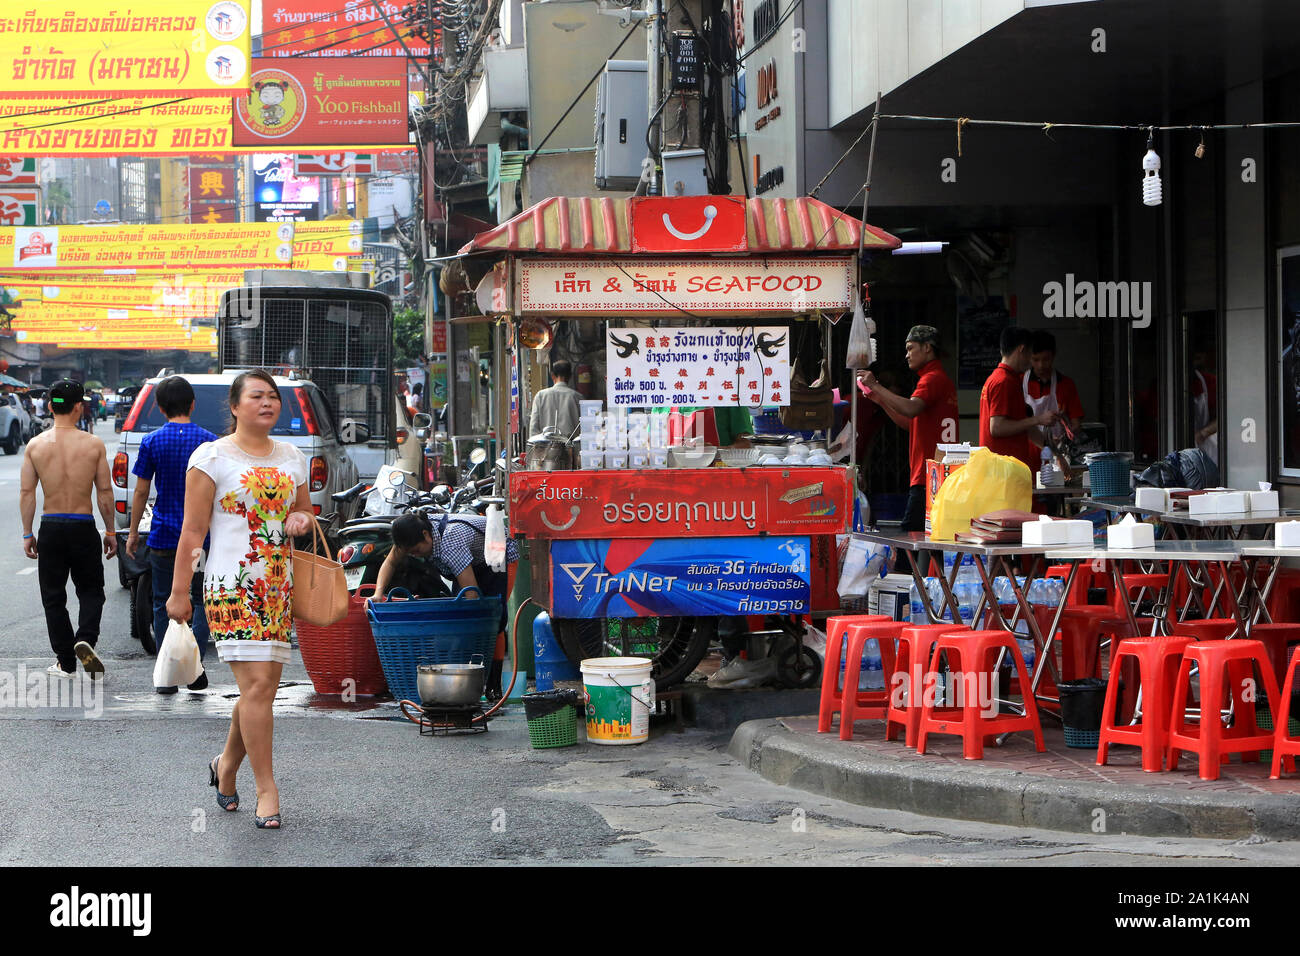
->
[20,380,117,679]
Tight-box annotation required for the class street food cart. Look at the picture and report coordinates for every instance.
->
[455,195,901,687]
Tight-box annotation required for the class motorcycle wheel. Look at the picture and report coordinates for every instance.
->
[552,616,710,690]
[133,571,157,655]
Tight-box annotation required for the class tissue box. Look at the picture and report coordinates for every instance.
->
[1189,492,1223,515]
[1213,491,1249,514]
[1108,520,1155,550]
[1022,518,1093,547]
[1134,487,1168,512]
[1279,521,1300,548]
[1249,490,1280,512]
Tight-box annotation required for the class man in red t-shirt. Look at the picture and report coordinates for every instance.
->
[1025,330,1084,458]
[857,325,958,532]
[979,326,1057,475]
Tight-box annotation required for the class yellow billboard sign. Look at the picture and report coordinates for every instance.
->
[0,223,294,271]
[0,3,252,98]
[0,97,238,156]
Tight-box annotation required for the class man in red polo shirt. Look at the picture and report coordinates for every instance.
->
[980,326,1058,475]
[857,325,958,532]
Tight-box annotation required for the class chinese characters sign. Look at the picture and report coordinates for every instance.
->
[517,256,854,315]
[261,1,433,59]
[0,2,252,98]
[605,325,789,407]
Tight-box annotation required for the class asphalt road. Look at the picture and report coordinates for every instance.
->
[0,422,1295,866]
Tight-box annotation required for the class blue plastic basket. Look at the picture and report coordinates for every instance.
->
[1087,454,1131,497]
[366,586,503,704]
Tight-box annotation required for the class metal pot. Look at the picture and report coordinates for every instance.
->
[525,428,573,471]
[417,660,487,707]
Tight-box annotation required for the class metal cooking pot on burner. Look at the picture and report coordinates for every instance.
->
[525,427,574,471]
[416,658,487,707]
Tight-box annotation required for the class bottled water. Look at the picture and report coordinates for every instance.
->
[1017,637,1037,673]
[909,580,927,624]
[861,639,884,690]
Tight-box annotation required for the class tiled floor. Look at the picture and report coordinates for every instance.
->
[783,714,1300,796]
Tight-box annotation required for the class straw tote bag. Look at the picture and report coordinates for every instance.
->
[291,520,349,626]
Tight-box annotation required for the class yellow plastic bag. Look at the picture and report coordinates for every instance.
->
[929,447,1032,541]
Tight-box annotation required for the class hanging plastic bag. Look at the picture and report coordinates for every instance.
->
[484,504,507,573]
[844,285,876,369]
[837,537,889,600]
[153,619,203,689]
[929,447,1033,541]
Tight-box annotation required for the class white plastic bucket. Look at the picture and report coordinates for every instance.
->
[580,657,655,745]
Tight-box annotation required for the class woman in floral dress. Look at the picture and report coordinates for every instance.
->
[167,369,314,830]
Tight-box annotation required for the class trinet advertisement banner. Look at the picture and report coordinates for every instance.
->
[551,536,812,618]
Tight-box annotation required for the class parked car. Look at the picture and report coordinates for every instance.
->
[112,372,366,542]
[0,392,31,454]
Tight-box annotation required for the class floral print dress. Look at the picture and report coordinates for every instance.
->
[188,437,308,664]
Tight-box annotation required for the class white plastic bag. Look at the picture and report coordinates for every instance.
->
[153,619,203,688]
[484,504,507,573]
[844,285,877,369]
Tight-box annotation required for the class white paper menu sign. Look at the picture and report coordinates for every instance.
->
[606,325,791,408]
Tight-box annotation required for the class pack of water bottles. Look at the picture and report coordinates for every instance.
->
[986,575,1066,672]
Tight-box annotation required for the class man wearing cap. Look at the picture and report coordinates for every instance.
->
[19,380,117,679]
[856,325,959,532]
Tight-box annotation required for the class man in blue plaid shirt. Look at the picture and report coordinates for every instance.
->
[125,377,219,694]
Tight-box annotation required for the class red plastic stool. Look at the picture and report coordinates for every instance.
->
[1097,635,1193,772]
[1168,639,1282,780]
[1112,572,1170,616]
[1269,646,1300,779]
[916,630,1045,759]
[1056,606,1128,681]
[884,624,969,748]
[1046,564,1092,607]
[1245,623,1300,687]
[824,614,890,649]
[818,619,903,740]
[1177,618,1242,642]
[816,614,889,736]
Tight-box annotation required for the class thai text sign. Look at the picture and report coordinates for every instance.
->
[262,1,432,59]
[0,1,252,98]
[509,466,851,539]
[606,324,789,407]
[517,256,854,315]
[0,223,294,270]
[0,98,236,156]
[234,57,409,148]
[551,536,811,618]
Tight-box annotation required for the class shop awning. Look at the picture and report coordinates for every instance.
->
[458,195,900,256]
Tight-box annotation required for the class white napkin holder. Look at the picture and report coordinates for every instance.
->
[1278,521,1300,549]
[1022,515,1092,547]
[1108,513,1155,550]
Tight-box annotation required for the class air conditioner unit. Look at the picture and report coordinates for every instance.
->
[594,59,648,190]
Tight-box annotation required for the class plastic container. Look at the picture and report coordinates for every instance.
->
[579,400,603,417]
[649,448,668,468]
[532,611,580,691]
[1087,453,1132,497]
[578,435,605,452]
[580,450,605,470]
[581,657,654,745]
[297,585,389,696]
[629,451,650,469]
[607,430,629,450]
[605,449,628,469]
[523,689,580,749]
[1058,678,1108,748]
[366,586,503,705]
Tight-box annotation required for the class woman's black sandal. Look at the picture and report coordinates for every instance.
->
[208,756,239,812]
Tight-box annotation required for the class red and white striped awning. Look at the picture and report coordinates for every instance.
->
[458,195,900,256]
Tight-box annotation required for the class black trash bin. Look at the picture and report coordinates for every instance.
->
[1058,678,1109,748]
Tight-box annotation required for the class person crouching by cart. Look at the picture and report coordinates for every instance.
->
[375,512,519,699]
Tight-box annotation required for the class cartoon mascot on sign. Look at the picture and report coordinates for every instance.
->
[252,80,288,128]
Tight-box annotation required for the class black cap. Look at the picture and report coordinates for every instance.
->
[48,379,87,411]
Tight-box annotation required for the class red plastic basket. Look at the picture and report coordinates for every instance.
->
[296,585,389,696]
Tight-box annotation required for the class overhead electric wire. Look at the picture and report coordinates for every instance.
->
[737,0,806,63]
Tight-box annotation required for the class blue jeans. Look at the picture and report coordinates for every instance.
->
[150,548,210,663]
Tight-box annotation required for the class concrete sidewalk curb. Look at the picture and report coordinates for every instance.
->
[729,719,1300,840]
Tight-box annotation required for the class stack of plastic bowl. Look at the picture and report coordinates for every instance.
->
[578,404,605,470]
[605,407,629,469]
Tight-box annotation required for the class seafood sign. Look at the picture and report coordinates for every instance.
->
[509,467,850,539]
[551,536,812,618]
[605,325,790,407]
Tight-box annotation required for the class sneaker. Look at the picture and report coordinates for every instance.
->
[47,662,74,679]
[73,641,104,679]
[707,655,777,688]
[186,671,208,691]
[155,686,178,695]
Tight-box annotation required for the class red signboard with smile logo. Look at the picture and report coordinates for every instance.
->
[629,195,748,253]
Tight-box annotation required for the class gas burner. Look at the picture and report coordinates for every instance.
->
[417,703,488,736]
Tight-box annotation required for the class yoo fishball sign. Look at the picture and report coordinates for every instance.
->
[606,325,790,407]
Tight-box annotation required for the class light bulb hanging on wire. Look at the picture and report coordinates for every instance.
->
[1142,128,1162,206]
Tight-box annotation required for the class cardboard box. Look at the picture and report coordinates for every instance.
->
[925,458,965,520]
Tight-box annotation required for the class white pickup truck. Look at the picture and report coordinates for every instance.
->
[0,392,31,454]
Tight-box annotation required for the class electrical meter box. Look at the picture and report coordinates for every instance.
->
[594,59,649,190]
[661,148,708,196]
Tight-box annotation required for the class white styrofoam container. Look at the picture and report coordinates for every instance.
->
[1108,520,1155,549]
[1249,490,1280,512]
[1278,521,1300,548]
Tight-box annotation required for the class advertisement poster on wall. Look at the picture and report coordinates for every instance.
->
[252,153,320,222]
